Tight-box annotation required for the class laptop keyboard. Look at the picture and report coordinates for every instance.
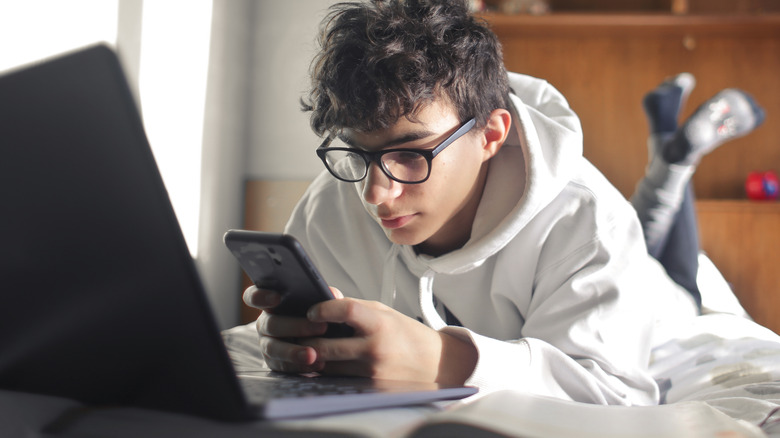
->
[239,372,382,400]
[234,370,477,419]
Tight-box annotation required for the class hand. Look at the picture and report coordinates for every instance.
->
[242,285,477,384]
[242,285,329,374]
[300,293,477,385]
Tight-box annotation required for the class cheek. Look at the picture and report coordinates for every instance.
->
[434,147,484,186]
[421,154,482,207]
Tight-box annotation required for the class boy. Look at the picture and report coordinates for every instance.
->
[243,0,762,405]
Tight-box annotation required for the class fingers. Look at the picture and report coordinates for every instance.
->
[245,286,343,311]
[242,285,280,310]
[250,286,371,375]
[303,299,447,382]
[259,336,324,374]
[297,337,373,378]
[298,336,365,362]
[256,311,328,338]
[307,296,385,334]
[256,311,329,374]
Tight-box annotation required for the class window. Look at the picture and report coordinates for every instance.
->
[1,0,212,256]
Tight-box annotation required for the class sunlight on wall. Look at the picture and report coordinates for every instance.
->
[138,1,212,256]
[0,1,212,257]
[0,1,117,72]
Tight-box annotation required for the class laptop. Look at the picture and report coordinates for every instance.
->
[0,44,476,422]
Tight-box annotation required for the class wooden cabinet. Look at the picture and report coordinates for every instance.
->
[697,201,780,333]
[482,5,780,333]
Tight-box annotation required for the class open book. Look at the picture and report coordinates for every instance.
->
[400,390,765,438]
[264,389,766,438]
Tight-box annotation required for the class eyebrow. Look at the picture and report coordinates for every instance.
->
[339,129,438,151]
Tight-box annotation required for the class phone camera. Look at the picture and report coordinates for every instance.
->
[266,248,283,266]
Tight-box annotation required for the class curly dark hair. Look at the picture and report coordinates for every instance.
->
[302,0,511,136]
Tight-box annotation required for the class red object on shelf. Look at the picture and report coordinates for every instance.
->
[745,171,780,200]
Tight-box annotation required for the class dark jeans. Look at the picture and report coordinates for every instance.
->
[650,183,702,310]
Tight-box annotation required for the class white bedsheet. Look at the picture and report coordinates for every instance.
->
[651,313,780,436]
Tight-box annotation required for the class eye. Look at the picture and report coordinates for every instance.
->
[385,150,425,165]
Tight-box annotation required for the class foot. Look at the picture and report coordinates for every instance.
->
[663,88,765,165]
[642,73,697,134]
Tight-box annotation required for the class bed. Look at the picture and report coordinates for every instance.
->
[1,255,779,437]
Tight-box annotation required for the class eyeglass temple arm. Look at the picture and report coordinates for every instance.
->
[317,134,336,150]
[431,118,476,156]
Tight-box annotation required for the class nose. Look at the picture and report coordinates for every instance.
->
[361,162,402,205]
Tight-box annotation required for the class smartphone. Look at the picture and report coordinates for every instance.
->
[223,229,353,338]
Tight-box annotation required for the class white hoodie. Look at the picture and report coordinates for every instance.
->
[285,72,694,406]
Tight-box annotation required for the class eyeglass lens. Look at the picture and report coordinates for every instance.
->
[322,147,429,183]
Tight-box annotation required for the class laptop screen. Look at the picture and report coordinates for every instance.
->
[0,45,253,421]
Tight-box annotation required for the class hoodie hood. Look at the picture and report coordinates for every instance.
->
[373,74,583,273]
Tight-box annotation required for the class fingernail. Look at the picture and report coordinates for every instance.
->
[297,349,311,365]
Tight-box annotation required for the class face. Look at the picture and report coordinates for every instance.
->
[341,101,495,256]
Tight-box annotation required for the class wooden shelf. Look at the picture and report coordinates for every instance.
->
[483,9,780,333]
[479,12,780,37]
[696,199,780,334]
[485,12,780,200]
[696,198,780,212]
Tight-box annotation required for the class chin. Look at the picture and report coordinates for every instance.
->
[385,228,427,247]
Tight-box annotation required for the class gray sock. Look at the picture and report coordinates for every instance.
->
[664,88,765,165]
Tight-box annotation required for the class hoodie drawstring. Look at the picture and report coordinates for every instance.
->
[419,269,446,330]
[382,245,447,330]
[379,244,399,307]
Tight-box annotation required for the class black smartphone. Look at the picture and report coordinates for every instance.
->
[223,229,353,338]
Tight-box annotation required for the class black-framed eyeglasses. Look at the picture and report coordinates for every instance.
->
[316,118,477,184]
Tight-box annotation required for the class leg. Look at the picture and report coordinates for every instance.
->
[654,183,702,309]
[631,75,765,310]
[631,73,696,256]
[631,141,694,257]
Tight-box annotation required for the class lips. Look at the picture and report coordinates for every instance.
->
[380,214,416,229]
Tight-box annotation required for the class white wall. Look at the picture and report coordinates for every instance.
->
[0,1,118,73]
[198,1,339,329]
[247,1,336,181]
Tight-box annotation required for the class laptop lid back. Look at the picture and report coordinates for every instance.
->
[0,45,253,421]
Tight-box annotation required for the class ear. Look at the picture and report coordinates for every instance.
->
[481,108,512,162]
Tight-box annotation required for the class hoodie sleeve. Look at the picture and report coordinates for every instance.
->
[441,242,663,406]
[441,175,682,406]
[442,327,657,405]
